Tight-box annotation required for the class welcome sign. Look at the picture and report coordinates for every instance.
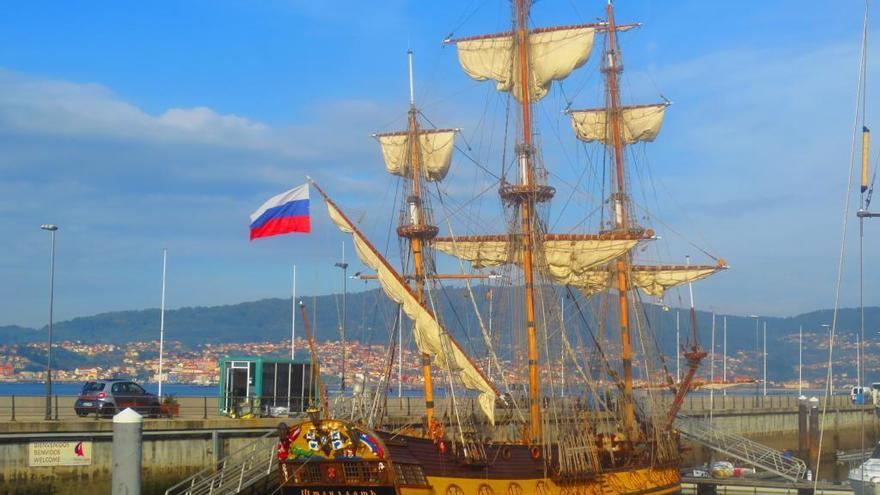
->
[29,441,92,467]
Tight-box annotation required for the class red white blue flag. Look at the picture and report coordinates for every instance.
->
[249,183,310,240]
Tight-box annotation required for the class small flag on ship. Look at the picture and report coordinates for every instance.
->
[249,183,311,240]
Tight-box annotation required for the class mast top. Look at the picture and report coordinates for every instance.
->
[407,49,415,108]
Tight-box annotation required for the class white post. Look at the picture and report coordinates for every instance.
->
[397,305,403,398]
[676,310,681,383]
[710,312,716,420]
[763,321,767,396]
[112,408,143,495]
[857,331,861,388]
[798,324,803,396]
[158,248,167,399]
[291,264,297,360]
[560,296,565,398]
[723,316,728,397]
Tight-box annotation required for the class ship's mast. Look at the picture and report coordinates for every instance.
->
[401,50,436,429]
[604,0,637,438]
[513,0,542,444]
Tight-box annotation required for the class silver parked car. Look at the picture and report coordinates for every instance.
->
[74,379,160,417]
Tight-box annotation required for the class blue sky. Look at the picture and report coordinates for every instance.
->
[1,1,878,328]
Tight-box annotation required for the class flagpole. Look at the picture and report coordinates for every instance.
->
[292,264,297,360]
[158,248,167,399]
[723,316,728,397]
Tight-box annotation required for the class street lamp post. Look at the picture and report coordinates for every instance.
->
[40,224,58,421]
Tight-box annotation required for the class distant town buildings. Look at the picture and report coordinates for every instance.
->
[0,327,872,390]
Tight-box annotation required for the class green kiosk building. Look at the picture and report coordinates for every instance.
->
[218,356,316,417]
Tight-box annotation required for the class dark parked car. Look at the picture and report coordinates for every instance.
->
[74,379,160,417]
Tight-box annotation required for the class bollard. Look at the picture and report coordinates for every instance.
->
[10,395,15,422]
[808,396,820,473]
[112,408,143,495]
[212,430,223,467]
[797,395,808,459]
[203,396,208,419]
[54,394,59,420]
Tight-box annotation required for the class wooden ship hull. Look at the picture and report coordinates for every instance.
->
[277,420,681,495]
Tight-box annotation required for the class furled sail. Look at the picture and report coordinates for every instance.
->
[321,190,498,423]
[452,26,595,102]
[570,263,727,297]
[570,103,668,144]
[432,234,643,280]
[376,129,456,182]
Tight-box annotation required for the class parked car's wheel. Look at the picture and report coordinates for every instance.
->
[100,405,115,418]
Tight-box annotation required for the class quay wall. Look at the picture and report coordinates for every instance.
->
[0,418,279,495]
[0,394,873,493]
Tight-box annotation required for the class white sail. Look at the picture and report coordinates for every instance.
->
[324,197,497,423]
[454,26,595,102]
[570,104,668,144]
[376,129,456,182]
[571,264,726,297]
[432,235,640,278]
[630,265,724,297]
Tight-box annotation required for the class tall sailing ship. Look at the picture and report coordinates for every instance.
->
[277,1,726,494]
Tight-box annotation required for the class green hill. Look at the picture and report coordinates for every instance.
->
[6,289,879,382]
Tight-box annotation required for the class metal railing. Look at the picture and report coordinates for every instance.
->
[675,414,808,481]
[164,430,278,495]
[0,393,864,422]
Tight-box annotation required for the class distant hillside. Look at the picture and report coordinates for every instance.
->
[5,288,879,381]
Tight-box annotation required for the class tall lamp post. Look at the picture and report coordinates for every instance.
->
[40,224,58,421]
[334,243,348,393]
